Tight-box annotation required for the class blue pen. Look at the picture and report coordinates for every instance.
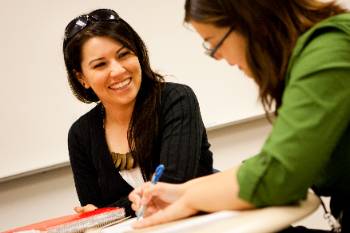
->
[136,164,165,220]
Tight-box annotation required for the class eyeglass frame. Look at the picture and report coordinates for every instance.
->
[202,27,234,58]
[63,9,120,48]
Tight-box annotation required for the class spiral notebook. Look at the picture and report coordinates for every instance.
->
[4,207,127,233]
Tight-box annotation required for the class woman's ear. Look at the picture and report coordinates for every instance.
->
[75,71,90,89]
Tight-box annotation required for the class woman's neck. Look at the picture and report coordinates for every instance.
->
[103,101,135,127]
[102,102,134,154]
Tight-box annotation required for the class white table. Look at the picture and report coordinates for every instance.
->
[122,192,320,233]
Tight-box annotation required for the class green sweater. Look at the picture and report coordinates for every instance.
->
[238,13,350,207]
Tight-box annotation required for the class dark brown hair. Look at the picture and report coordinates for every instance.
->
[184,0,347,113]
[63,9,164,180]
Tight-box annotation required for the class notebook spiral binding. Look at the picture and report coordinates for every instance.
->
[47,209,126,233]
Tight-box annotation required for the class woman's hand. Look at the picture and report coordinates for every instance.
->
[128,182,198,228]
[128,182,183,216]
[74,204,97,213]
[128,168,254,228]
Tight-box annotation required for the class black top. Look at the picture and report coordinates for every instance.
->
[68,82,213,216]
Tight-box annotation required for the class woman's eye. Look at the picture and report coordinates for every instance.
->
[93,62,105,69]
[118,50,131,58]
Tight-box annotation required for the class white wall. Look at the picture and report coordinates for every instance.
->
[0,118,329,231]
[0,0,263,181]
[3,0,348,181]
[339,0,350,8]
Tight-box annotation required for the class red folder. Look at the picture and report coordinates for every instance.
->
[3,207,125,233]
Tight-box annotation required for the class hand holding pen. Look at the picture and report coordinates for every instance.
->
[136,164,165,220]
[129,167,198,228]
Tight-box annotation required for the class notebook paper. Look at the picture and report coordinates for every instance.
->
[102,211,239,233]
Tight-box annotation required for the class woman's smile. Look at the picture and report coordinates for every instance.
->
[109,77,132,91]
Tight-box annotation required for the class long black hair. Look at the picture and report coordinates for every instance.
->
[63,9,164,180]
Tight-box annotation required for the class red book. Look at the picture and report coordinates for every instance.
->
[3,207,125,233]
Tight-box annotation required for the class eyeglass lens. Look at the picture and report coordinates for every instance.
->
[203,27,233,57]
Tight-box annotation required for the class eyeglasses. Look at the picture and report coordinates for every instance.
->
[64,9,120,47]
[202,27,234,58]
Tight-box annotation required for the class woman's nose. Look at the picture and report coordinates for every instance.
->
[213,51,223,61]
[109,60,126,77]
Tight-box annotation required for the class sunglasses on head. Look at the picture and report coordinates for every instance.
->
[64,9,120,47]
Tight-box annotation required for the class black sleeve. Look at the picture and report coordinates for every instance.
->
[69,121,134,215]
[68,120,104,207]
[158,84,212,183]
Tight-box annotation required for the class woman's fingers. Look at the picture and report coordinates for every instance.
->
[74,204,97,213]
[74,206,83,213]
[84,204,97,212]
[132,198,197,228]
[129,182,185,218]
[131,203,139,212]
[129,182,155,207]
[143,205,159,217]
[139,182,157,204]
[129,187,142,211]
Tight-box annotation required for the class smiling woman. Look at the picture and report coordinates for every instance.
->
[0,0,267,185]
[77,36,142,109]
[62,8,214,217]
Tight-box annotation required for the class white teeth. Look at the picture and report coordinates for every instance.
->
[110,78,131,90]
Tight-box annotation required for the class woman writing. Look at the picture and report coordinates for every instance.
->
[63,8,213,216]
[129,0,350,231]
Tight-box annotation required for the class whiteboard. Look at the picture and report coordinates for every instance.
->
[0,0,264,181]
